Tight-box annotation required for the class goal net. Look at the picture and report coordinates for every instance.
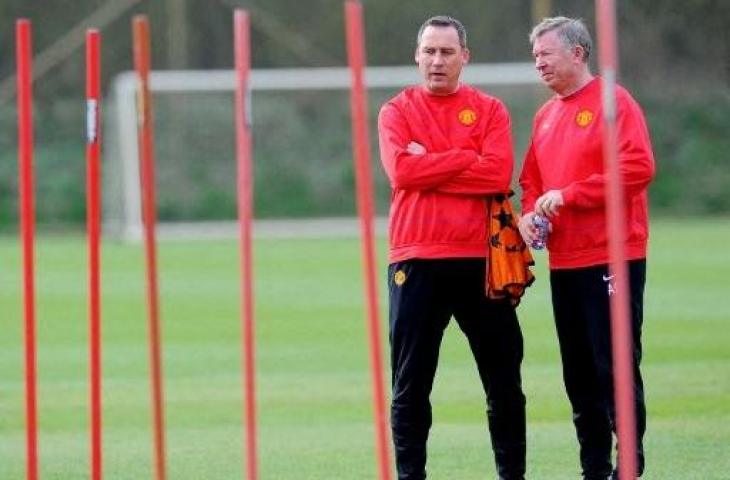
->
[104,63,541,241]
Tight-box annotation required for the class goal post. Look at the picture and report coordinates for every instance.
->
[107,63,538,241]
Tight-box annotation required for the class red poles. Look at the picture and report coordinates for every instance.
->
[85,29,103,480]
[344,2,392,479]
[233,9,258,480]
[132,15,167,480]
[595,1,637,478]
[16,17,39,480]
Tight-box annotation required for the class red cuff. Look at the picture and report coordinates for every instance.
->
[561,186,575,206]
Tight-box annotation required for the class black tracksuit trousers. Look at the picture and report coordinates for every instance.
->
[549,259,647,479]
[388,258,526,480]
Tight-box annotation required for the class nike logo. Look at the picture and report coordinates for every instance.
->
[602,274,615,282]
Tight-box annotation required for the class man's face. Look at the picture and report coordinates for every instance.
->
[532,29,583,95]
[415,25,469,95]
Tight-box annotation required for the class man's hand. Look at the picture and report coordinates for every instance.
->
[407,141,426,155]
[518,212,538,246]
[535,190,564,218]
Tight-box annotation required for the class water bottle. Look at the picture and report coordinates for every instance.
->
[531,214,550,250]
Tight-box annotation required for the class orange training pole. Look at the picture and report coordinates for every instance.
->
[132,15,167,480]
[16,18,38,480]
[86,28,103,480]
[233,9,258,480]
[595,1,637,478]
[344,2,392,479]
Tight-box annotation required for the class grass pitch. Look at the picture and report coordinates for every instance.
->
[1,217,728,479]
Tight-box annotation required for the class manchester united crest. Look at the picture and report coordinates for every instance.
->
[575,109,594,127]
[394,270,406,286]
[458,109,477,126]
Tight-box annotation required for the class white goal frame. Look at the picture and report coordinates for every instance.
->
[110,62,537,241]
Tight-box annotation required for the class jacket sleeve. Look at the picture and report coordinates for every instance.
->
[435,100,514,195]
[378,103,477,191]
[518,141,543,214]
[561,95,656,209]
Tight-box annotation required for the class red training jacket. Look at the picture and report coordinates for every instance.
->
[378,84,514,263]
[519,77,656,269]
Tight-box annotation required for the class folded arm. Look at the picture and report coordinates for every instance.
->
[378,104,477,191]
[436,101,514,195]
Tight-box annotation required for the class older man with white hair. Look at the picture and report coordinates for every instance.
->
[519,16,656,480]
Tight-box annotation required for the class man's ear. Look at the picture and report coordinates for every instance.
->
[573,45,585,63]
[462,47,471,65]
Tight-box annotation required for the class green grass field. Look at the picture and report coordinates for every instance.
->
[1,217,728,479]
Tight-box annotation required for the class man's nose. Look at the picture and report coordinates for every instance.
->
[535,57,545,70]
[432,53,445,66]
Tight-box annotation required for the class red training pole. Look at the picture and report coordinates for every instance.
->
[595,1,637,478]
[344,2,392,479]
[233,10,258,480]
[86,29,103,480]
[16,18,38,480]
[132,15,167,480]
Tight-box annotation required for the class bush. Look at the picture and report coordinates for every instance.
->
[0,88,728,232]
[642,91,730,214]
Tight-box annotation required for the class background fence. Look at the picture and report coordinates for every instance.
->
[0,0,728,231]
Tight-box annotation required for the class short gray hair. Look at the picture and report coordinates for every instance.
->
[417,16,467,48]
[529,16,592,62]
